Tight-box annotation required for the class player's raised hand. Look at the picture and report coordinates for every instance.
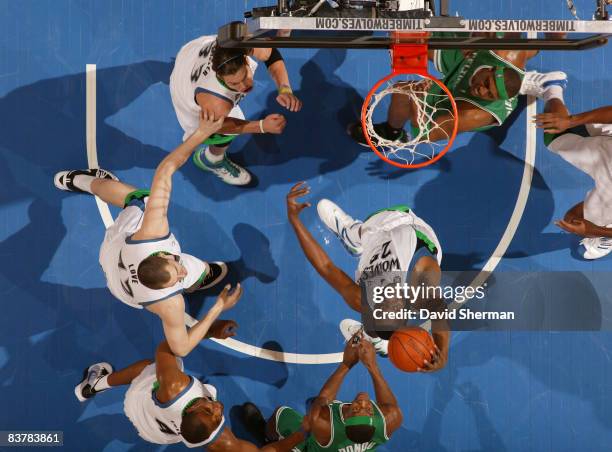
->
[286,181,311,219]
[534,111,571,133]
[262,113,287,134]
[358,340,379,372]
[342,332,361,369]
[276,90,303,112]
[206,320,238,339]
[197,110,225,136]
[215,283,243,312]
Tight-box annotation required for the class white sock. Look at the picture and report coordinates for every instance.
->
[93,374,111,391]
[72,175,95,193]
[542,85,564,103]
[205,147,224,164]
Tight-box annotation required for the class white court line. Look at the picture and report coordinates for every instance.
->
[183,313,343,364]
[420,33,538,328]
[86,60,537,364]
[86,64,114,229]
[482,34,537,275]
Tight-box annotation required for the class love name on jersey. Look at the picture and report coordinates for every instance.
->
[127,263,139,284]
[118,251,136,298]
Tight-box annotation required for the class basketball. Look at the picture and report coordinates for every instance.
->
[388,327,435,372]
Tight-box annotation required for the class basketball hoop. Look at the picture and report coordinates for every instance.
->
[361,33,459,169]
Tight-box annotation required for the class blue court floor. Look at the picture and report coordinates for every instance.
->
[1,0,612,451]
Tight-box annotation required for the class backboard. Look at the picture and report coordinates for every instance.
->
[218,0,612,50]
[216,0,612,168]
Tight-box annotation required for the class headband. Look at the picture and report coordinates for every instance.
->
[181,390,227,448]
[345,415,375,428]
[494,66,510,100]
[182,414,226,448]
[216,54,244,70]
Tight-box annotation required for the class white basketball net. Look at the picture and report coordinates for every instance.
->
[364,78,456,166]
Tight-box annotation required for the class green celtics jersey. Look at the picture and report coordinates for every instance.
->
[430,47,524,131]
[306,402,388,452]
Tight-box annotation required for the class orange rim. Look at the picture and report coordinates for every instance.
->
[361,72,459,169]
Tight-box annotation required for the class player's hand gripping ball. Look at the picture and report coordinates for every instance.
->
[388,327,438,373]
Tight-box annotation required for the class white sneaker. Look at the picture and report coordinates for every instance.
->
[519,71,567,97]
[192,146,252,186]
[317,199,363,256]
[74,362,113,402]
[185,262,228,293]
[581,229,612,260]
[339,319,388,357]
[54,168,118,193]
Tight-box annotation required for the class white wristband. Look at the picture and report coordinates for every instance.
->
[259,119,265,133]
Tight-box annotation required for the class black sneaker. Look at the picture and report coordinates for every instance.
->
[241,402,268,445]
[74,362,113,402]
[54,169,118,193]
[347,122,408,147]
[199,262,229,290]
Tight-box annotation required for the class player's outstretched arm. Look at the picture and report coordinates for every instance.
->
[132,113,223,240]
[556,202,612,238]
[314,339,358,402]
[358,341,403,435]
[411,259,450,372]
[286,182,362,312]
[252,47,302,112]
[536,105,612,134]
[208,427,307,452]
[306,338,360,445]
[154,340,191,400]
[196,91,287,136]
[147,284,242,357]
[427,101,496,142]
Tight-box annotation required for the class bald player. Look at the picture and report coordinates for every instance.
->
[242,334,403,452]
[75,323,306,451]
